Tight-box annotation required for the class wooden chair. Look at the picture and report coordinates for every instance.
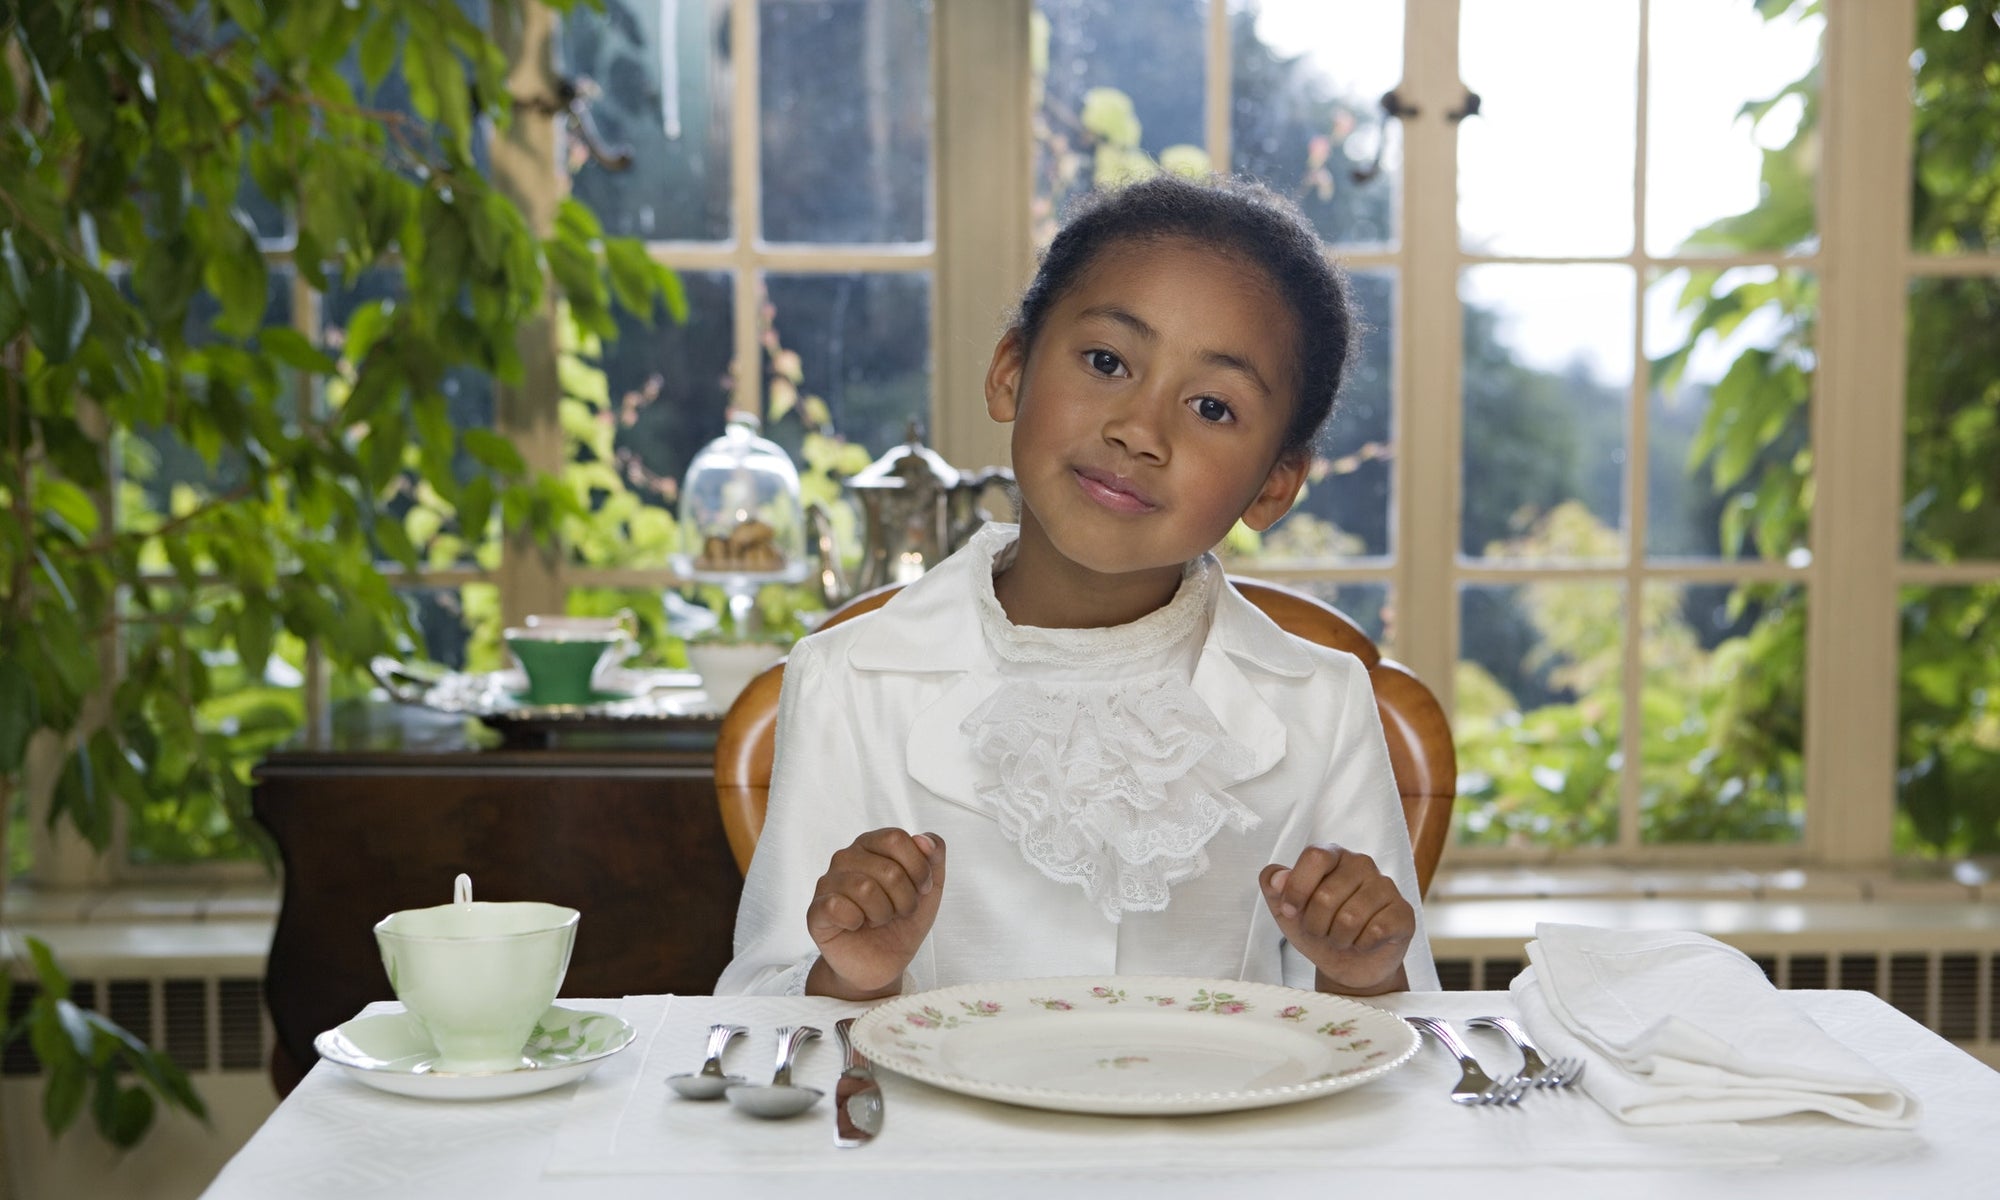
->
[714,579,1456,896]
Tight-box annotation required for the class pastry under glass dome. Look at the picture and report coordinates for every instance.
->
[671,410,807,636]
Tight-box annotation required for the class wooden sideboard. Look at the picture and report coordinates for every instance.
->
[252,702,743,1095]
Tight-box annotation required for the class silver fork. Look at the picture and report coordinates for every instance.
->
[1405,1016,1527,1105]
[1467,1015,1585,1088]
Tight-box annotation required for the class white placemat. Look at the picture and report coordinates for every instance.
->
[542,994,1769,1177]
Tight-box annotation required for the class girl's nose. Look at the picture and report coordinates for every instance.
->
[1102,392,1170,463]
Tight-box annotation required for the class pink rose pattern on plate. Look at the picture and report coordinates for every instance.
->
[892,983,1371,1049]
[867,978,1410,1104]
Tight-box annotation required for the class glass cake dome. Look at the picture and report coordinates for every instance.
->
[672,410,807,628]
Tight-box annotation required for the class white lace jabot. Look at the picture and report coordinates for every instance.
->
[958,525,1260,922]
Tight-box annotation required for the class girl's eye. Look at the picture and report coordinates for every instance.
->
[1085,349,1126,377]
[1192,395,1235,424]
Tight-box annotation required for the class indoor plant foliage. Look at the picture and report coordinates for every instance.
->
[0,0,678,1145]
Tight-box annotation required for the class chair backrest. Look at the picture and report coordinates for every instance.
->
[713,579,1456,896]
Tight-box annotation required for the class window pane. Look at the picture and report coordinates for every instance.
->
[1904,275,2000,561]
[1459,0,1636,256]
[566,0,733,242]
[763,272,932,460]
[120,585,304,866]
[1645,267,1814,561]
[1461,265,1632,561]
[1301,581,1393,653]
[395,584,500,671]
[1243,268,1393,563]
[1645,0,1821,257]
[1640,582,1804,844]
[1227,0,1403,247]
[761,0,933,244]
[576,271,737,567]
[1911,0,2000,255]
[1898,584,2000,858]
[1033,0,1208,245]
[1456,582,1624,848]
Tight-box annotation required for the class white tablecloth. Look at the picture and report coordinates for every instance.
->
[202,990,2000,1200]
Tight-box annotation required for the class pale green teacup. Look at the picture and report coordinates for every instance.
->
[373,876,580,1074]
[504,624,628,706]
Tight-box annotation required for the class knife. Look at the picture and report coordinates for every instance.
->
[833,1017,884,1148]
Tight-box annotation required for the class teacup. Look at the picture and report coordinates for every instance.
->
[373,875,580,1073]
[504,620,631,706]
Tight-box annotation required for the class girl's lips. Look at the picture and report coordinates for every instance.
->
[1072,467,1157,513]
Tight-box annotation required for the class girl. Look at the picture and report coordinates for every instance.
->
[716,174,1438,1000]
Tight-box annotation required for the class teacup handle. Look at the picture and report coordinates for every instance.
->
[454,873,473,905]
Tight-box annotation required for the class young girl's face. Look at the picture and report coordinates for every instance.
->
[985,235,1307,584]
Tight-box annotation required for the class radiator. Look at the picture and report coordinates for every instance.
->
[1,970,277,1200]
[2,973,270,1080]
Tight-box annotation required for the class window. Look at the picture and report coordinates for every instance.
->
[60,0,1994,879]
[1013,0,1996,867]
[408,0,939,666]
[1896,0,2000,859]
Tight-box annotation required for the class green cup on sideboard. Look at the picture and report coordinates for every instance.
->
[504,625,627,706]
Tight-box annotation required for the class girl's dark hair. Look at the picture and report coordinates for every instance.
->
[1013,173,1358,456]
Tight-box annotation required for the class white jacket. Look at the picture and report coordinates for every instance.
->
[715,532,1439,995]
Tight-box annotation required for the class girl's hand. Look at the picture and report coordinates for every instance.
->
[1258,845,1413,996]
[805,829,948,1000]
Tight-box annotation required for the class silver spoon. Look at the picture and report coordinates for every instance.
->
[665,1023,748,1099]
[725,1025,823,1118]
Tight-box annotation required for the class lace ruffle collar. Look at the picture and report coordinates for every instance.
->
[964,523,1217,668]
[957,524,1259,921]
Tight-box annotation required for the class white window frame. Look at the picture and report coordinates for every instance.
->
[55,0,1995,886]
[937,0,1997,869]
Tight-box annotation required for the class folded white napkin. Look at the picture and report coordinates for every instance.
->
[1509,923,1919,1127]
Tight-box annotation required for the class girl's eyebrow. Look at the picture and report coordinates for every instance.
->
[1076,304,1274,399]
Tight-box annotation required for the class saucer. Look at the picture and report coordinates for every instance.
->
[314,1004,636,1101]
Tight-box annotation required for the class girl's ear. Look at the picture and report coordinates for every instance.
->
[985,329,1027,423]
[1240,451,1309,533]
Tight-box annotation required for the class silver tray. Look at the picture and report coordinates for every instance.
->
[368,657,719,726]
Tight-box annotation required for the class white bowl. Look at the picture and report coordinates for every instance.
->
[685,641,787,712]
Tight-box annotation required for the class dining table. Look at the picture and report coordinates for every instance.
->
[201,986,2000,1200]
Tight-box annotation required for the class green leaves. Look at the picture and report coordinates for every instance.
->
[7,939,207,1149]
[0,0,687,1147]
[199,208,269,340]
[27,265,91,364]
[0,659,36,775]
[0,229,27,343]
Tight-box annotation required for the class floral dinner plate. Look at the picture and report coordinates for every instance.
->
[849,975,1420,1115]
[314,1003,636,1101]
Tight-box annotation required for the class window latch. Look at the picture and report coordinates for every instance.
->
[1351,88,1418,185]
[512,77,635,173]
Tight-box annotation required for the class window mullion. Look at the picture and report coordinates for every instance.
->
[1397,0,1464,708]
[1205,0,1230,170]
[731,0,764,423]
[1618,0,1655,852]
[932,0,1033,471]
[1807,0,1914,865]
[488,2,569,623]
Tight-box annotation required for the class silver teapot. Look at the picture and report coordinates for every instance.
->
[806,421,1014,608]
